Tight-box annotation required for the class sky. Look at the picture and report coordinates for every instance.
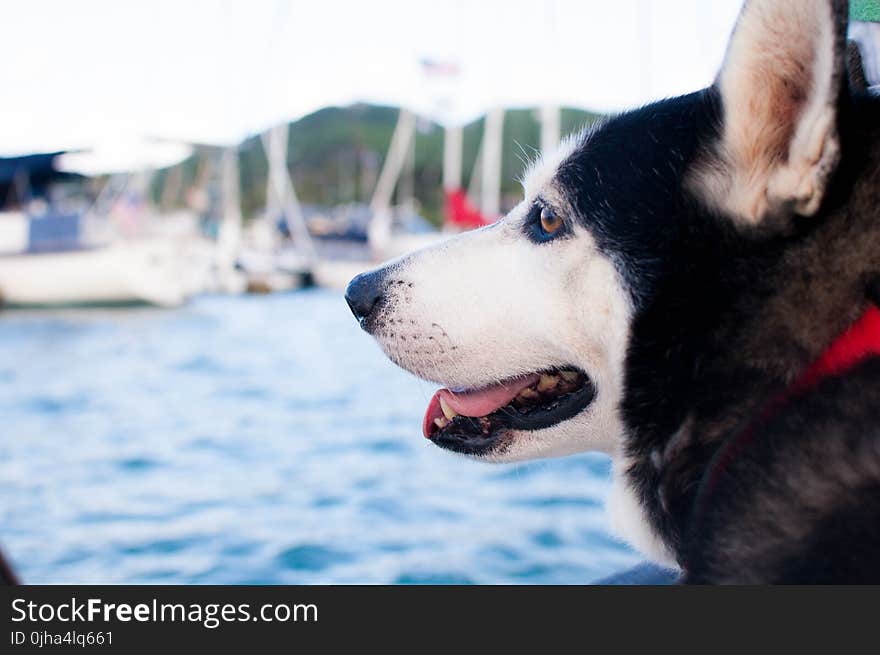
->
[0,0,744,161]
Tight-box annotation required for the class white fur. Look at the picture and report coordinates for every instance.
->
[608,457,678,567]
[520,132,583,200]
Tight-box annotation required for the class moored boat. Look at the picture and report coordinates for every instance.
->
[0,237,188,308]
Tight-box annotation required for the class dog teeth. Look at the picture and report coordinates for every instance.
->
[560,371,579,382]
[517,388,539,400]
[434,417,450,429]
[439,397,458,420]
[537,374,558,392]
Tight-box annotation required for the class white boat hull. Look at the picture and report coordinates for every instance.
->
[0,239,189,308]
[312,259,371,291]
[312,232,451,292]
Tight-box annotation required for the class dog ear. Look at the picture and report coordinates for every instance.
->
[695,0,849,225]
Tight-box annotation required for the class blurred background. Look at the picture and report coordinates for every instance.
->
[0,0,743,583]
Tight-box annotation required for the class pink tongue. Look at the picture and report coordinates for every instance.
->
[442,374,539,416]
[423,374,540,438]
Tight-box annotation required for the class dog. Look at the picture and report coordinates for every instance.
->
[346,0,880,583]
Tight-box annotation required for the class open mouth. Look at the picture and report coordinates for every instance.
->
[423,368,596,456]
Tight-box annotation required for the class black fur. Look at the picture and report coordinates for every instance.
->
[546,30,880,580]
[867,274,880,308]
[848,39,869,93]
[684,359,880,583]
[555,89,726,310]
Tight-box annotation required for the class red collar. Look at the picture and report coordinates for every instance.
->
[790,306,880,394]
[696,305,880,516]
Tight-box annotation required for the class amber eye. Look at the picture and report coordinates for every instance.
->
[539,206,563,234]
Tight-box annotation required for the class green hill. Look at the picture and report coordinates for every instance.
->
[162,103,602,224]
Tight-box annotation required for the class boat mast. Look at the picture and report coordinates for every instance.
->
[217,147,243,277]
[443,124,463,194]
[262,122,317,264]
[367,108,416,256]
[540,105,560,155]
[539,1,561,156]
[480,107,504,220]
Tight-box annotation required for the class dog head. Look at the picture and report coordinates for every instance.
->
[346,0,854,467]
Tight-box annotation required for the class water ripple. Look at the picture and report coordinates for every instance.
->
[0,291,638,583]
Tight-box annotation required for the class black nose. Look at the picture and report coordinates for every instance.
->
[345,269,386,322]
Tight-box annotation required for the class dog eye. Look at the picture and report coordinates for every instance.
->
[539,206,563,235]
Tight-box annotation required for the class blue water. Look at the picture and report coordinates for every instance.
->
[0,290,638,584]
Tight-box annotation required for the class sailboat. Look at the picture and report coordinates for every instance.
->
[0,150,192,308]
[235,123,315,294]
[0,236,188,308]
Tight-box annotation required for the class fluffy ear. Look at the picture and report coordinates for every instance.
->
[696,0,849,225]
